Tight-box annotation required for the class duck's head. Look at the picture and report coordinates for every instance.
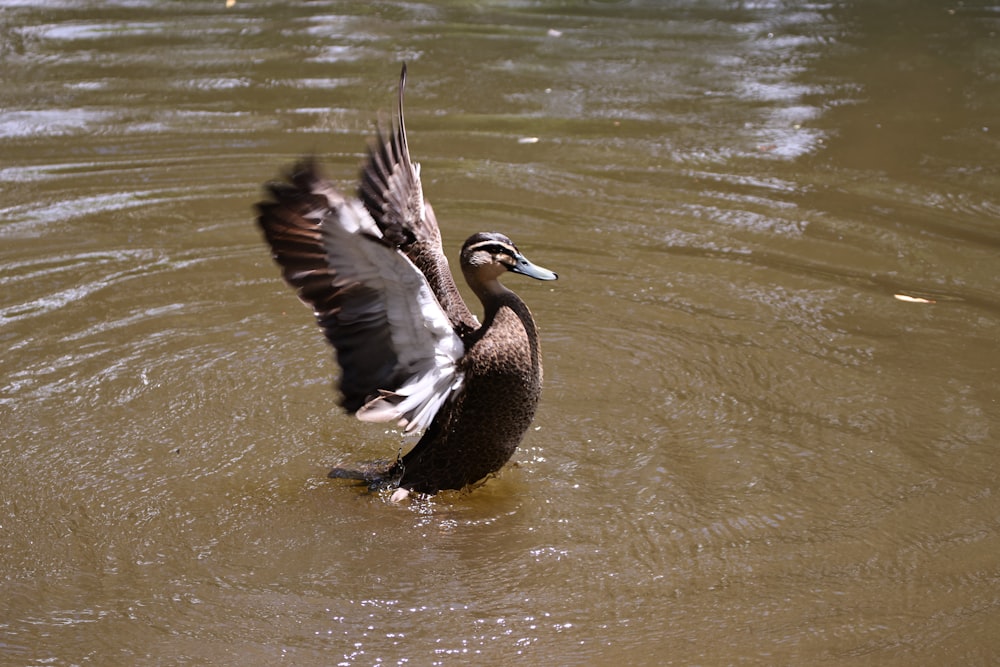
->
[460,232,557,295]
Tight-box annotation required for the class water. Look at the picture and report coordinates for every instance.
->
[2,1,999,664]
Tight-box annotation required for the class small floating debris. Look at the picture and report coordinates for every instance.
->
[893,294,936,304]
[547,28,563,38]
[517,136,539,144]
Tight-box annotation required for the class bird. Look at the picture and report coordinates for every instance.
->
[255,64,557,499]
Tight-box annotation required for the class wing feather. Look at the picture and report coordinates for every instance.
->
[358,63,431,246]
[256,160,463,430]
[358,64,480,335]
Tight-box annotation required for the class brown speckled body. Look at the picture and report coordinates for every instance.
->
[392,295,543,494]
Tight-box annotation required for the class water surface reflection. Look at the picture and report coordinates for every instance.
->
[2,1,999,664]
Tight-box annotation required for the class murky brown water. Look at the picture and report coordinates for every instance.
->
[3,1,999,664]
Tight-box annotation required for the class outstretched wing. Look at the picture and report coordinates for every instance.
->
[358,62,436,248]
[358,63,480,335]
[256,160,463,433]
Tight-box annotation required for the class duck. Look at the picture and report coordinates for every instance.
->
[255,64,557,499]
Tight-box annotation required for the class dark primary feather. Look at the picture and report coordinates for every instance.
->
[256,162,402,412]
[358,63,423,248]
[356,64,480,337]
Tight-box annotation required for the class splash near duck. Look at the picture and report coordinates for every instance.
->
[256,65,557,498]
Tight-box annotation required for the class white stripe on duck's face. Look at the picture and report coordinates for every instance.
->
[462,239,519,271]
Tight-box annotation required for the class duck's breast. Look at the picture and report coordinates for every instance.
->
[399,303,543,492]
[450,304,544,467]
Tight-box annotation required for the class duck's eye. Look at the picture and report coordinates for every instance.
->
[465,239,517,263]
[479,243,512,256]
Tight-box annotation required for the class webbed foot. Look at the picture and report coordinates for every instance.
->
[328,454,405,492]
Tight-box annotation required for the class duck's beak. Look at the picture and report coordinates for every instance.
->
[510,252,558,281]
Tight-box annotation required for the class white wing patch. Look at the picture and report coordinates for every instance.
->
[321,198,464,433]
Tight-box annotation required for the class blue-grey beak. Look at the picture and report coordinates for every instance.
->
[510,252,558,281]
